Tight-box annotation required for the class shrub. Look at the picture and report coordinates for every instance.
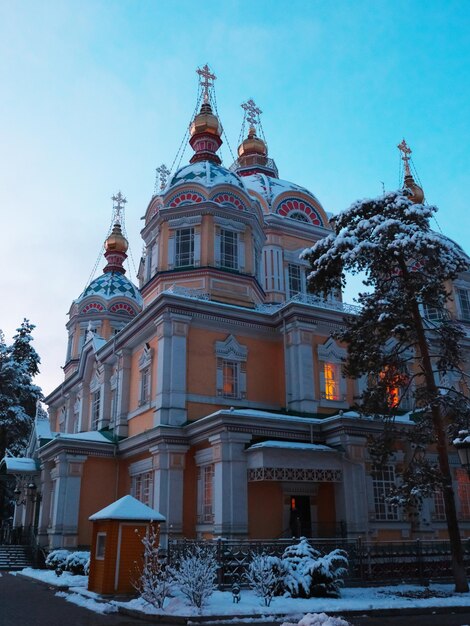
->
[282,538,348,598]
[135,526,174,609]
[172,544,218,609]
[245,554,286,606]
[45,550,70,571]
[65,551,90,575]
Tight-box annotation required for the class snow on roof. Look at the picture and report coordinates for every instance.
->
[53,431,113,444]
[247,441,335,452]
[242,173,323,210]
[2,458,39,473]
[89,495,165,521]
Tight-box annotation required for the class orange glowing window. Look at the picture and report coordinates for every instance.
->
[222,361,239,398]
[324,363,339,401]
[379,367,401,408]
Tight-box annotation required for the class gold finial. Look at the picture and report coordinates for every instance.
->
[397,139,412,177]
[196,64,216,104]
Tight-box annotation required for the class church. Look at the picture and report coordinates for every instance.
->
[5,65,470,551]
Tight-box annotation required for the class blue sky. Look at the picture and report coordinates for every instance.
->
[1,0,469,393]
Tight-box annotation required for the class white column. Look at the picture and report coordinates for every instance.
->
[154,313,190,426]
[48,453,87,549]
[37,461,53,546]
[284,321,317,413]
[209,432,252,537]
[114,348,131,437]
[150,442,189,548]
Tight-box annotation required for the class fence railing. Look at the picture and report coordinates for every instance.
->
[0,525,35,546]
[167,537,470,587]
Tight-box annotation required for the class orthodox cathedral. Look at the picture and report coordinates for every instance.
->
[4,66,470,551]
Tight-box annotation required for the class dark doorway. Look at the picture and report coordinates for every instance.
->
[289,495,311,537]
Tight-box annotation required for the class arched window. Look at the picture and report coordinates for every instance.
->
[289,211,309,223]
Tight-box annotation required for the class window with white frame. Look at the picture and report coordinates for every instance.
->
[288,264,303,297]
[457,469,470,520]
[66,333,74,361]
[91,390,101,430]
[140,366,151,405]
[456,288,470,322]
[317,338,347,403]
[131,471,153,507]
[220,229,238,270]
[95,533,106,560]
[372,465,399,521]
[197,464,214,523]
[175,227,194,267]
[423,304,445,322]
[215,335,248,400]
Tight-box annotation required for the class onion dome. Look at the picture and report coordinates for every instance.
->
[167,160,247,192]
[233,99,278,178]
[103,222,128,274]
[189,101,223,165]
[238,126,267,159]
[77,271,142,305]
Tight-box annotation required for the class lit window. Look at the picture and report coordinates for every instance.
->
[223,360,239,398]
[288,264,303,297]
[372,465,399,521]
[220,229,238,270]
[132,471,153,507]
[379,367,402,408]
[91,390,101,430]
[457,288,470,322]
[198,464,214,523]
[175,228,194,267]
[457,469,470,520]
[140,367,151,405]
[324,363,340,401]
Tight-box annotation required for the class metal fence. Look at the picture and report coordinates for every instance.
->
[167,537,470,587]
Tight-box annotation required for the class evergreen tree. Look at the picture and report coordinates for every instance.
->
[0,319,42,458]
[302,190,470,592]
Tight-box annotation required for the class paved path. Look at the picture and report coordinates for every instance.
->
[0,573,145,626]
[349,611,470,625]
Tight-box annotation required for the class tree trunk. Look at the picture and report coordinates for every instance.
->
[407,285,469,592]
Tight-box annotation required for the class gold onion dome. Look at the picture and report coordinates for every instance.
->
[105,223,128,254]
[404,174,425,204]
[190,102,222,138]
[238,126,267,158]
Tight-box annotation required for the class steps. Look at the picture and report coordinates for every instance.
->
[0,545,34,570]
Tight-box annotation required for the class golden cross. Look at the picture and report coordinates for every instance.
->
[156,164,170,190]
[241,98,262,128]
[196,64,216,103]
[397,139,412,176]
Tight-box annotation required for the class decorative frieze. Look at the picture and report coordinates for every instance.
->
[247,467,342,483]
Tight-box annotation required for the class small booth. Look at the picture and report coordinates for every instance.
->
[88,495,165,595]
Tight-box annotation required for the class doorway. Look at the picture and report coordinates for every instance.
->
[289,495,311,537]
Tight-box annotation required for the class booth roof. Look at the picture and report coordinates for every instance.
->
[89,495,165,522]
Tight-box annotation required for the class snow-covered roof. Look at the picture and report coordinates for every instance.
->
[89,495,165,521]
[167,161,248,192]
[247,441,335,452]
[243,173,323,211]
[2,457,39,474]
[53,431,114,443]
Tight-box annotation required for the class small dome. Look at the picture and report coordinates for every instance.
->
[190,102,223,138]
[404,174,425,204]
[238,127,267,158]
[167,161,248,193]
[105,223,128,254]
[77,272,143,306]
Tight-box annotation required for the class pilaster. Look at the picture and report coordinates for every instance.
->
[283,321,317,413]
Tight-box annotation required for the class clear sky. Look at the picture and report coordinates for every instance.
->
[1,0,469,395]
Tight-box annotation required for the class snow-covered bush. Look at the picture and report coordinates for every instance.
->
[282,538,348,598]
[65,551,90,575]
[172,544,218,609]
[45,549,70,570]
[282,612,351,626]
[245,554,286,606]
[135,526,174,609]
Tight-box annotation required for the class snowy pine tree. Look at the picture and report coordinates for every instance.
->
[0,320,42,519]
[302,190,470,592]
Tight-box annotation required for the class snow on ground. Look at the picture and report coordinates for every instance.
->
[16,567,87,588]
[55,591,117,614]
[13,569,470,619]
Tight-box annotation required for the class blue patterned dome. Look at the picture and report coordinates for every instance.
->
[167,161,247,192]
[77,272,143,306]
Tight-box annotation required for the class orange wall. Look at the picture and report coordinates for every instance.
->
[78,458,118,546]
[248,482,283,538]
[128,411,154,436]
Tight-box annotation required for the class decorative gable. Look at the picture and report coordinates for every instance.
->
[317,337,346,363]
[215,335,248,362]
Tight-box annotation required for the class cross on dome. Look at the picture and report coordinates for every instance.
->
[111,191,127,224]
[156,164,170,190]
[241,98,262,129]
[196,64,216,104]
[398,139,412,177]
